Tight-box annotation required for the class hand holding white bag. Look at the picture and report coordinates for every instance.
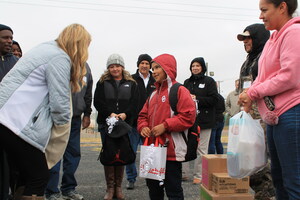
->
[227,111,267,178]
[139,137,167,181]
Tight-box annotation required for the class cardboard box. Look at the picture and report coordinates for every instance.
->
[202,154,227,190]
[201,184,254,200]
[212,173,249,194]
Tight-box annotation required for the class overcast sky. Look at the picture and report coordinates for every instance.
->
[1,0,282,97]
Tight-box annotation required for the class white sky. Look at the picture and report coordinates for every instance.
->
[1,0,268,97]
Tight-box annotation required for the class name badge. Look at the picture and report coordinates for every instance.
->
[243,81,251,89]
[198,84,205,88]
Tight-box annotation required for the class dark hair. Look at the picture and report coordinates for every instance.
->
[267,0,298,16]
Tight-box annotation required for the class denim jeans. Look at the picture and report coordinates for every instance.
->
[267,104,300,200]
[126,127,141,183]
[45,117,82,195]
[208,121,224,154]
[146,161,183,200]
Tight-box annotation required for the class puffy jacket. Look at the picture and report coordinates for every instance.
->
[0,41,71,152]
[138,54,196,161]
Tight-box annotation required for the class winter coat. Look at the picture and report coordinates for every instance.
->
[0,41,71,153]
[131,69,156,126]
[0,53,18,81]
[94,77,139,126]
[184,58,218,129]
[138,54,196,161]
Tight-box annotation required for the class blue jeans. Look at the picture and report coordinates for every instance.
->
[208,121,224,154]
[45,117,82,196]
[267,104,300,200]
[126,127,141,183]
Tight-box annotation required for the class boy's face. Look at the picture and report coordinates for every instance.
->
[151,62,167,84]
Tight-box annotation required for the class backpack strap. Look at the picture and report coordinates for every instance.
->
[169,82,182,115]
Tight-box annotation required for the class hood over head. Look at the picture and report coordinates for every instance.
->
[151,54,177,81]
[240,24,270,60]
[190,57,207,75]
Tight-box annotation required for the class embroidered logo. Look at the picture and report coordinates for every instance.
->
[162,95,166,102]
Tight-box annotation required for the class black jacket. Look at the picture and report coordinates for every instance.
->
[94,78,139,126]
[215,94,225,123]
[72,63,93,118]
[184,74,218,129]
[131,69,156,126]
[0,53,18,82]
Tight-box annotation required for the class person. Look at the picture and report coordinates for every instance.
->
[94,54,139,200]
[0,24,19,200]
[11,40,22,58]
[126,54,155,190]
[183,57,218,184]
[208,86,225,154]
[239,0,300,199]
[138,54,196,200]
[237,23,276,200]
[0,23,91,200]
[225,79,240,118]
[45,63,93,200]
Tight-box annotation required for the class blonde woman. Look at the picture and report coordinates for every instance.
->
[94,54,139,200]
[0,23,91,200]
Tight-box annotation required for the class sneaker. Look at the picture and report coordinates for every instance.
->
[62,190,84,200]
[46,193,64,200]
[126,181,135,190]
[193,178,201,184]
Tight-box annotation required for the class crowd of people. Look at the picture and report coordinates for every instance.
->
[1,0,300,199]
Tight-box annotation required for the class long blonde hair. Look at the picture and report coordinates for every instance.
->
[100,68,135,83]
[56,23,91,93]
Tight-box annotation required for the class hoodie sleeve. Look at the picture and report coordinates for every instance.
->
[137,97,150,133]
[164,86,196,132]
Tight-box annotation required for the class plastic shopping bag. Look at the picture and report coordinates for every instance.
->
[139,137,167,181]
[227,111,267,178]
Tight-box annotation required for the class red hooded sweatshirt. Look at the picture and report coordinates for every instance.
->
[138,54,196,161]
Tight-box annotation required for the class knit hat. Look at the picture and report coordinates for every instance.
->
[137,54,152,67]
[0,24,13,34]
[106,54,125,68]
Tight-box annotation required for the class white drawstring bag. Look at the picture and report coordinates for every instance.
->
[227,111,267,178]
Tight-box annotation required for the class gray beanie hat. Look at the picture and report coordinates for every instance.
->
[106,54,125,68]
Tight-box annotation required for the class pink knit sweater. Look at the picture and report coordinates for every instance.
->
[247,17,300,121]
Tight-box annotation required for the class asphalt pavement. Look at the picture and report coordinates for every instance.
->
[74,128,229,200]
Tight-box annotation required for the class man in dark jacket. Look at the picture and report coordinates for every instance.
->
[0,24,18,200]
[45,63,93,200]
[237,23,275,200]
[183,57,219,184]
[126,54,155,190]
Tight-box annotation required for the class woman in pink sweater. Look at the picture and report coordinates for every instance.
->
[239,0,300,199]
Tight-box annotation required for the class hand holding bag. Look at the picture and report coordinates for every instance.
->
[139,137,167,181]
[227,111,267,178]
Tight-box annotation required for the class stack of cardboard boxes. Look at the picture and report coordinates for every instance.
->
[200,154,254,200]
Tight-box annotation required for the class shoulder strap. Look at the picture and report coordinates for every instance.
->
[169,82,182,115]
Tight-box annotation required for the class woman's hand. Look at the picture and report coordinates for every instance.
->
[117,113,127,121]
[238,89,252,113]
[141,127,151,137]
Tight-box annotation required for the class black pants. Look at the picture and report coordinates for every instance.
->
[0,124,49,196]
[146,161,184,200]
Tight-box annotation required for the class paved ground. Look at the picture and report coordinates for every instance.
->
[72,128,229,200]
